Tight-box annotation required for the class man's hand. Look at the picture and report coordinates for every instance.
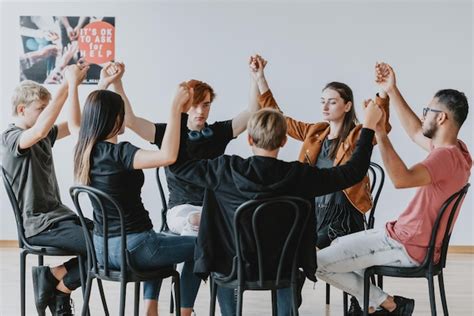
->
[98,62,125,89]
[64,64,89,87]
[249,54,267,81]
[362,99,383,131]
[173,83,193,113]
[375,62,396,94]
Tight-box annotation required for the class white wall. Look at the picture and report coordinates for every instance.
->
[1,0,473,245]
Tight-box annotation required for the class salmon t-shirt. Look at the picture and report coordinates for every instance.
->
[386,140,472,264]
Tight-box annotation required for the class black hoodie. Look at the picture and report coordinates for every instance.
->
[171,128,375,281]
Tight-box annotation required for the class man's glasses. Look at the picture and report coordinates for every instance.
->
[422,107,443,118]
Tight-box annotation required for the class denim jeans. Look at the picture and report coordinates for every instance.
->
[217,286,293,315]
[94,230,201,307]
[316,228,418,310]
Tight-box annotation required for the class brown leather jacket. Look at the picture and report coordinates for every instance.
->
[258,90,391,214]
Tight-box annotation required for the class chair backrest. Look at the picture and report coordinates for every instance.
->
[366,162,385,229]
[155,167,169,232]
[69,185,130,278]
[1,165,28,248]
[232,196,311,287]
[421,183,470,270]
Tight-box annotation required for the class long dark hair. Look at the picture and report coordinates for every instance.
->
[73,90,125,185]
[323,82,359,159]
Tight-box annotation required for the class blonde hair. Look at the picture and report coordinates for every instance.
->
[247,109,287,150]
[11,80,51,115]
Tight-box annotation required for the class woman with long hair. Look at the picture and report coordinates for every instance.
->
[72,62,200,316]
[249,56,390,312]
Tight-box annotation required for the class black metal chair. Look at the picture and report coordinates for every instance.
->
[209,196,312,316]
[69,185,181,316]
[324,162,386,312]
[362,183,470,316]
[0,165,105,316]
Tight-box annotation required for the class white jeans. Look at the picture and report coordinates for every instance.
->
[316,228,418,309]
[167,204,202,236]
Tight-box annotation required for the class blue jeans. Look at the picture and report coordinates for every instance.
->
[94,230,201,308]
[217,287,293,316]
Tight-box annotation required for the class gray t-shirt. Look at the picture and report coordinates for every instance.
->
[1,124,75,238]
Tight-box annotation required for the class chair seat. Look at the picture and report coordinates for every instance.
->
[213,275,293,291]
[368,264,442,278]
[93,265,177,283]
[23,244,82,256]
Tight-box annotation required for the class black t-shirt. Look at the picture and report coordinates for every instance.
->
[90,141,153,237]
[153,113,234,208]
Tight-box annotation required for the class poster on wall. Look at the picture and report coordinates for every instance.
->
[19,16,115,84]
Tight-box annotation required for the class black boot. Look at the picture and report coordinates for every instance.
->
[51,290,75,316]
[32,266,59,315]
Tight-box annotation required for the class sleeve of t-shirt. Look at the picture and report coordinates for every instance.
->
[212,119,234,145]
[47,125,58,147]
[115,142,141,171]
[2,128,28,157]
[420,147,455,184]
[152,113,189,147]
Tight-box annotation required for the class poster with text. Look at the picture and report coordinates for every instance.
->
[19,16,115,84]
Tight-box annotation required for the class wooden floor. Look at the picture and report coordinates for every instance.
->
[0,248,473,315]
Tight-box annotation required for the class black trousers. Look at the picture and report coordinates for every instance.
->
[27,217,91,290]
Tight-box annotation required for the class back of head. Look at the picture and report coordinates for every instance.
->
[187,79,216,104]
[247,109,287,150]
[434,89,469,128]
[74,90,125,185]
[11,80,51,116]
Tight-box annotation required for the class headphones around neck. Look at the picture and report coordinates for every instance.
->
[187,127,214,141]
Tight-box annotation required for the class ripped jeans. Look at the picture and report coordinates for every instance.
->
[167,204,202,236]
[316,228,419,310]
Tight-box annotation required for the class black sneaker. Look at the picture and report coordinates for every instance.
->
[54,291,75,316]
[389,296,414,315]
[32,266,58,314]
[347,296,363,315]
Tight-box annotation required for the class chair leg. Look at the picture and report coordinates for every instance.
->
[438,272,449,315]
[134,282,140,316]
[77,256,91,316]
[119,279,127,316]
[210,278,217,316]
[174,274,181,316]
[38,254,44,266]
[377,275,383,289]
[236,287,243,316]
[81,275,94,316]
[325,283,330,305]
[427,275,437,316]
[343,292,349,316]
[363,273,370,316]
[20,250,27,316]
[96,279,109,315]
[291,283,299,316]
[271,289,277,316]
[169,288,175,314]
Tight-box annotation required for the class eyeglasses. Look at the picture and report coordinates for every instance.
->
[422,107,443,118]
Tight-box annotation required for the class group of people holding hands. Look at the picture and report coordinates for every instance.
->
[1,53,470,316]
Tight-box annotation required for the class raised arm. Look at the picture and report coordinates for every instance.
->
[230,55,267,137]
[98,62,157,142]
[17,81,69,150]
[253,57,313,141]
[376,62,430,151]
[61,63,90,138]
[374,113,431,189]
[303,100,382,196]
[132,83,193,169]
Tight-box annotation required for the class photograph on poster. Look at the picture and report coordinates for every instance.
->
[19,16,115,84]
